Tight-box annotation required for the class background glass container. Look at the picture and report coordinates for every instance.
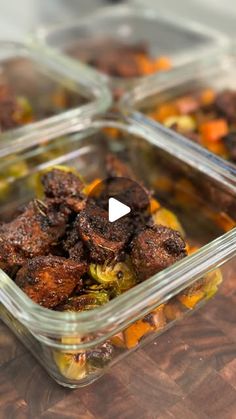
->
[33,5,229,96]
[0,41,111,157]
[121,48,236,171]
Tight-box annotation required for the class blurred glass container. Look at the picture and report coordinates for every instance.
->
[121,47,236,171]
[0,116,236,388]
[0,41,111,157]
[33,5,229,97]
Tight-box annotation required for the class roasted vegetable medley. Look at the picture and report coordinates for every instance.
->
[148,88,236,163]
[67,38,172,79]
[0,81,85,133]
[0,155,222,380]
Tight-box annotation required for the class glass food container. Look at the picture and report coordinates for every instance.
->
[33,5,229,97]
[0,41,111,157]
[121,47,236,172]
[0,117,236,389]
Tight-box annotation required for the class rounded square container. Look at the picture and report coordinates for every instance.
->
[0,117,236,388]
[121,46,236,172]
[0,41,111,157]
[33,5,229,97]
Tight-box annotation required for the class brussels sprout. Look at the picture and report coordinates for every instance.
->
[53,350,87,380]
[164,115,196,132]
[87,341,114,370]
[89,260,136,294]
[153,207,185,237]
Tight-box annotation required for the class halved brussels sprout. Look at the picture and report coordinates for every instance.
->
[153,207,185,237]
[53,350,87,380]
[89,260,136,295]
[163,115,196,132]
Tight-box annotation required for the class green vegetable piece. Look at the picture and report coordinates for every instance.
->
[89,260,136,295]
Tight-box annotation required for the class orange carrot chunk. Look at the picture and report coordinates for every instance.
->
[200,119,229,143]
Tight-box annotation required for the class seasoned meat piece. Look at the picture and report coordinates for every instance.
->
[68,241,87,262]
[15,256,86,308]
[106,154,136,179]
[78,204,130,263]
[130,225,187,281]
[0,200,68,264]
[63,223,87,262]
[41,169,85,212]
[215,89,236,123]
[0,238,25,275]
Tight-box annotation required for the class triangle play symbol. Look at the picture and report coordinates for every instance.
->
[108,197,131,223]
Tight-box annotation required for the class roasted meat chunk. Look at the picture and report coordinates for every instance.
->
[0,200,68,265]
[78,205,130,263]
[130,225,187,281]
[106,154,136,179]
[41,168,85,212]
[0,238,25,275]
[0,84,20,131]
[15,255,86,308]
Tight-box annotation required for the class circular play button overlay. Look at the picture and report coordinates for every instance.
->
[86,176,150,223]
[79,177,151,264]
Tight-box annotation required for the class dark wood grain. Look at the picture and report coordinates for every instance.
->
[0,288,236,419]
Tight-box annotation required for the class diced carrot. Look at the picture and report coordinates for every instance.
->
[202,139,228,157]
[187,245,200,255]
[136,54,155,75]
[199,88,216,106]
[150,198,161,214]
[124,320,153,349]
[200,119,229,142]
[153,56,172,71]
[110,333,126,349]
[178,292,204,309]
[155,103,179,122]
[83,178,102,196]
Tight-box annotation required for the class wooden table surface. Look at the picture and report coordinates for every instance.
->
[0,269,236,419]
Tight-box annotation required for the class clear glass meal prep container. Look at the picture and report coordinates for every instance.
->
[0,116,236,388]
[121,47,236,172]
[33,4,229,95]
[0,41,111,157]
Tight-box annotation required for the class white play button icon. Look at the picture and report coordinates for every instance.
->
[108,197,131,223]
